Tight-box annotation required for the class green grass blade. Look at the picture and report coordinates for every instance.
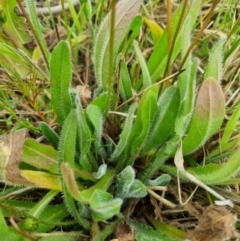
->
[40,122,59,149]
[50,41,72,125]
[221,103,240,147]
[133,40,152,88]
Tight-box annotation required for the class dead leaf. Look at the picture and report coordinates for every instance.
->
[77,85,92,106]
[0,129,33,186]
[188,205,237,241]
[24,25,67,51]
[115,223,135,241]
[44,25,67,51]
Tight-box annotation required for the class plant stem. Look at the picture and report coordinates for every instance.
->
[106,0,116,116]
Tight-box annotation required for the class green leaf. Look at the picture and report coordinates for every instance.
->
[146,174,171,187]
[148,0,201,82]
[109,103,137,163]
[40,122,59,149]
[141,86,180,154]
[182,77,225,154]
[29,190,59,218]
[120,61,133,100]
[0,209,22,241]
[0,41,32,77]
[144,17,163,46]
[26,0,50,63]
[23,138,58,174]
[116,166,135,198]
[86,104,103,149]
[188,148,240,185]
[92,164,107,179]
[58,110,90,229]
[176,17,196,136]
[146,215,187,240]
[120,15,143,55]
[90,190,122,222]
[75,96,92,160]
[92,218,123,241]
[121,87,158,167]
[139,135,181,183]
[125,179,147,198]
[39,237,78,241]
[58,109,77,168]
[60,163,84,202]
[91,92,108,112]
[128,219,179,241]
[130,88,158,155]
[81,170,115,202]
[50,41,72,125]
[93,0,141,90]
[1,0,31,49]
[205,39,225,81]
[134,40,151,88]
[221,103,240,148]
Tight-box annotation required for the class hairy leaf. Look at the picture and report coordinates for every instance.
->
[75,96,92,161]
[146,174,171,187]
[125,180,147,198]
[141,86,180,154]
[50,41,72,125]
[58,109,77,167]
[26,0,50,62]
[92,164,107,179]
[110,103,137,163]
[205,39,225,81]
[120,61,133,100]
[86,104,103,149]
[90,190,122,221]
[116,166,135,198]
[93,0,141,89]
[81,170,115,202]
[182,77,225,154]
[128,219,179,241]
[189,148,240,185]
[175,17,196,136]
